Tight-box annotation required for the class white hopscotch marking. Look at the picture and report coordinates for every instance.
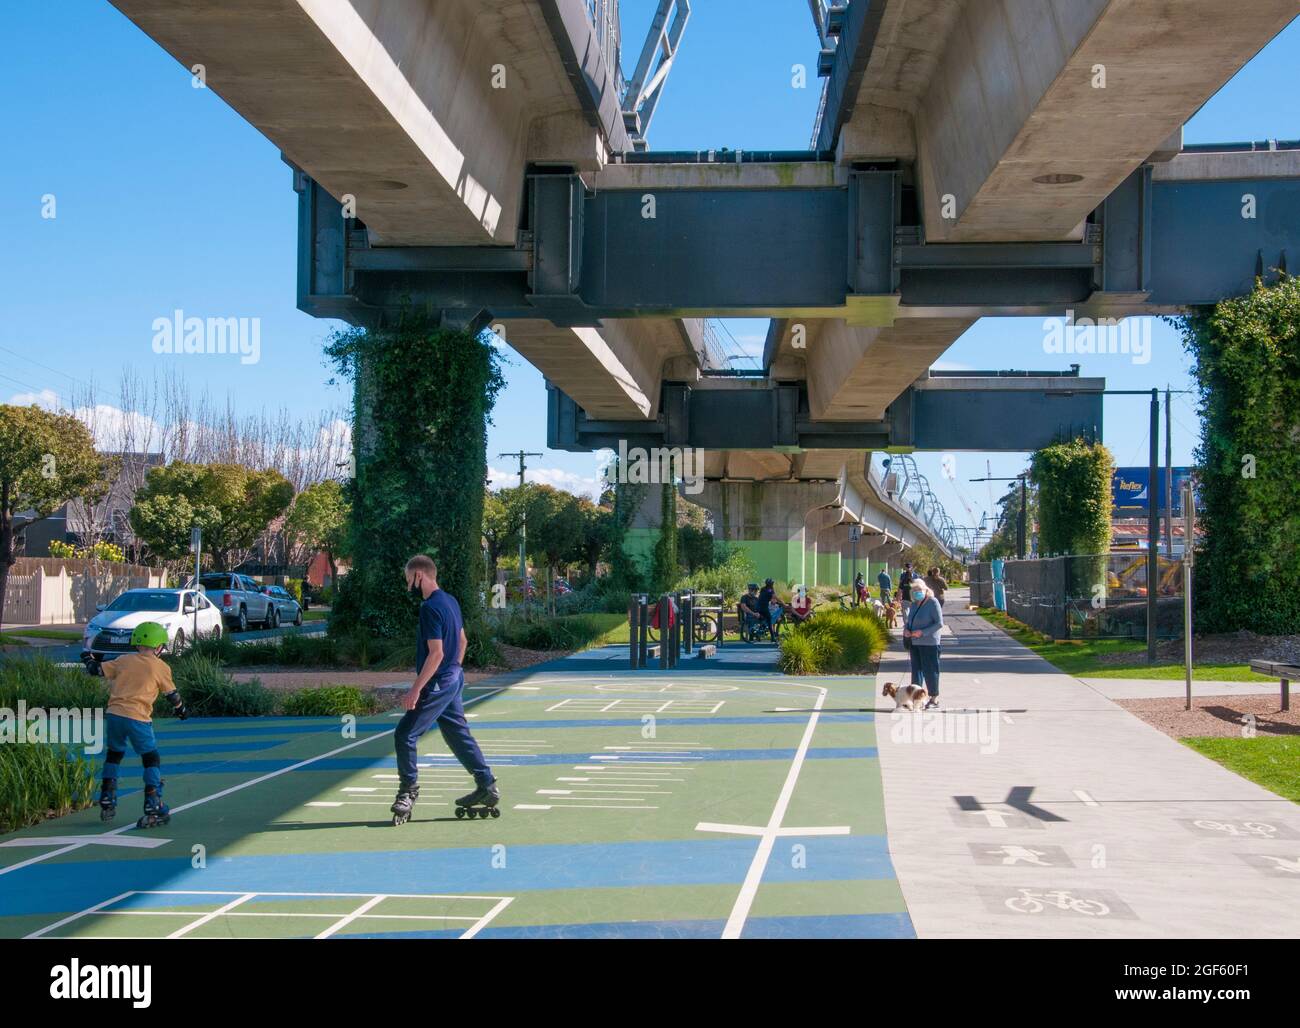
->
[1073,789,1100,807]
[25,890,514,941]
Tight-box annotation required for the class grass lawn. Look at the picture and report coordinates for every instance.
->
[303,611,329,622]
[1182,736,1300,803]
[976,608,1273,682]
[0,628,82,642]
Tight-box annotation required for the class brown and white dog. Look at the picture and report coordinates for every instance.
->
[882,681,929,711]
[883,602,899,628]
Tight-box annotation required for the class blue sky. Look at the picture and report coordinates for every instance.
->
[2,1,1297,539]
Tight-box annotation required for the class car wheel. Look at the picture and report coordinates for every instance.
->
[269,607,279,629]
[237,608,248,633]
[211,624,222,641]
[171,629,186,655]
[294,608,303,627]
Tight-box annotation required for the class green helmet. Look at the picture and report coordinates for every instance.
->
[130,622,170,649]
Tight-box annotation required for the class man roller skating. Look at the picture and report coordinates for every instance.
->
[391,555,498,826]
[97,622,188,828]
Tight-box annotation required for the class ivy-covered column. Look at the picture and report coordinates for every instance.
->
[1174,277,1300,633]
[326,316,503,638]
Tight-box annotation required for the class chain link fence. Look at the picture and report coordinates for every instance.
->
[974,553,1186,640]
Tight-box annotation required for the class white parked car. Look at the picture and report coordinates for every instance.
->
[82,588,223,673]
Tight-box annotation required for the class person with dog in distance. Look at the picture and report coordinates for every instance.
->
[390,555,499,825]
[905,578,944,709]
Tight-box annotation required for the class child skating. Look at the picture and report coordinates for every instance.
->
[98,622,188,828]
[391,555,498,826]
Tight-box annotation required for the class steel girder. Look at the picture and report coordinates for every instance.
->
[297,160,1300,326]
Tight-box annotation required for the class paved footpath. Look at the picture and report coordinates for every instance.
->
[876,589,1300,938]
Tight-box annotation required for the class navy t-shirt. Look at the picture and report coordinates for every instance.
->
[416,589,464,685]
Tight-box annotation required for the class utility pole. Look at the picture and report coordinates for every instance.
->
[1164,384,1174,557]
[1147,388,1160,663]
[499,450,542,607]
[970,472,1030,560]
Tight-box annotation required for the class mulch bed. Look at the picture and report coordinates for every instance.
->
[1116,694,1300,740]
[1096,630,1300,667]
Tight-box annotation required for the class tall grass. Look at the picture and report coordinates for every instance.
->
[0,657,108,710]
[165,655,276,718]
[0,745,98,834]
[778,607,888,675]
[280,686,379,717]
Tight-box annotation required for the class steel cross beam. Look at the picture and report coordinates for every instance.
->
[296,153,1300,328]
[546,371,1104,455]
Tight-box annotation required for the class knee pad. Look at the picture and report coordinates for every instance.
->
[141,750,162,769]
[105,749,126,766]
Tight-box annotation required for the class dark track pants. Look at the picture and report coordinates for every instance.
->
[909,644,941,696]
[394,672,493,787]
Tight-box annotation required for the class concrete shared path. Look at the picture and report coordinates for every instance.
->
[877,589,1298,938]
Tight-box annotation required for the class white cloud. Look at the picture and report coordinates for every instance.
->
[7,389,61,409]
[487,463,605,501]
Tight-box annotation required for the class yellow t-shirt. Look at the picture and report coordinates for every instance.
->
[104,652,176,723]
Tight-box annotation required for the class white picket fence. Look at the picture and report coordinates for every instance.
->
[2,565,167,626]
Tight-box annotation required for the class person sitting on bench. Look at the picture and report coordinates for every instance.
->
[738,583,764,638]
[788,586,813,625]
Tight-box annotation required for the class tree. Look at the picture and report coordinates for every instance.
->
[978,479,1038,561]
[129,462,294,569]
[526,485,585,613]
[482,487,524,583]
[285,479,350,584]
[577,499,613,583]
[0,405,111,630]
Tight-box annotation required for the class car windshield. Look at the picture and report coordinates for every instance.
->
[106,591,181,613]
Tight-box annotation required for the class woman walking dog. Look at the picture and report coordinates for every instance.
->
[904,579,944,709]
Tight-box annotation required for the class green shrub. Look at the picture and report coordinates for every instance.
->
[280,686,378,717]
[0,658,108,710]
[495,612,623,652]
[675,547,757,604]
[778,606,887,675]
[166,656,276,717]
[286,579,304,605]
[0,744,98,834]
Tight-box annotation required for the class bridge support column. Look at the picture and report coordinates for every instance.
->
[694,480,844,587]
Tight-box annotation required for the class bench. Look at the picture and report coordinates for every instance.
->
[1248,660,1298,712]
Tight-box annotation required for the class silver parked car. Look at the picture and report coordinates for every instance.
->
[258,584,304,627]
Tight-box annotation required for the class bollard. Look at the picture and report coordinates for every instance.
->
[637,594,649,668]
[628,596,640,669]
[681,591,693,656]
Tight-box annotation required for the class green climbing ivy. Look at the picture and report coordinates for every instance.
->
[325,314,504,640]
[1171,275,1300,634]
[1029,438,1115,558]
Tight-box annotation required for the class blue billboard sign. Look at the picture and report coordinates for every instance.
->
[1112,467,1194,513]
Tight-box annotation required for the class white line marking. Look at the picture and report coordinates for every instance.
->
[167,893,257,939]
[25,891,137,939]
[722,682,827,940]
[315,894,387,939]
[0,835,171,849]
[462,896,514,940]
[696,822,850,837]
[1074,789,1100,807]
